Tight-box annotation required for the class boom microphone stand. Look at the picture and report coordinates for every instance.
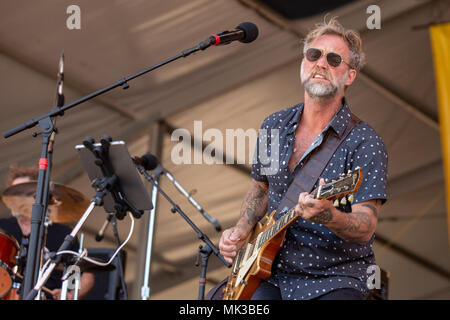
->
[134,164,231,300]
[31,52,66,299]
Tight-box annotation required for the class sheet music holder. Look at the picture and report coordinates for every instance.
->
[75,138,153,217]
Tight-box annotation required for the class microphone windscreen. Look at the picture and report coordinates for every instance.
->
[236,22,258,43]
[141,153,159,171]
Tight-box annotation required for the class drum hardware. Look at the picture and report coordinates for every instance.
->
[9,272,52,297]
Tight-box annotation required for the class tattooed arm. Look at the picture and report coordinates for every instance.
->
[296,179,381,245]
[219,179,268,263]
[236,179,269,233]
[325,200,380,244]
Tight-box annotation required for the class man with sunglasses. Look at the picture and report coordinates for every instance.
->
[219,18,388,300]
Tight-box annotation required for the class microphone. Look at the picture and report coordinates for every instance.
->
[133,153,159,171]
[197,22,259,50]
[133,153,222,232]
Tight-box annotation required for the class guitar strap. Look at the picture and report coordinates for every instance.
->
[275,112,361,217]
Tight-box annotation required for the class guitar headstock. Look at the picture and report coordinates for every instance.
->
[314,167,362,207]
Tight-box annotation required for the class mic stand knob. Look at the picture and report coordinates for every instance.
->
[196,244,213,300]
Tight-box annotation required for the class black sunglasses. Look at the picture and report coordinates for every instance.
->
[305,48,352,68]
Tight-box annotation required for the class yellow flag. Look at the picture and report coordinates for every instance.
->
[430,23,450,243]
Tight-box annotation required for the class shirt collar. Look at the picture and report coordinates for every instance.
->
[287,97,351,138]
[328,97,352,138]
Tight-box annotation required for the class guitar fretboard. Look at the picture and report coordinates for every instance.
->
[256,207,297,250]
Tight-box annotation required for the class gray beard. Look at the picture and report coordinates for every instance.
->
[301,64,348,100]
[304,80,338,98]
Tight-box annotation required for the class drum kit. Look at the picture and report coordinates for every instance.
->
[0,181,115,300]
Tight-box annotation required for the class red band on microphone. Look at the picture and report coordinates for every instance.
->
[212,34,221,45]
[39,158,48,170]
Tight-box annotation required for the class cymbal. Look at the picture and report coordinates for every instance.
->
[1,181,90,223]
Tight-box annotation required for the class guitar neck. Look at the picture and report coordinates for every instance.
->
[252,168,363,259]
[256,207,298,250]
[256,187,322,250]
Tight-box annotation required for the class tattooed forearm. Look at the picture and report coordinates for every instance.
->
[309,208,333,224]
[333,210,374,244]
[342,211,372,232]
[240,181,268,226]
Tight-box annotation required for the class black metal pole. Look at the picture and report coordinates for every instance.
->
[197,245,213,300]
[21,118,54,298]
[110,215,128,300]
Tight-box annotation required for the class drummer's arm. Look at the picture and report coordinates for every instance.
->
[77,272,95,299]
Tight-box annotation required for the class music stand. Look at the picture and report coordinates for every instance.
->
[75,136,153,217]
[76,136,153,299]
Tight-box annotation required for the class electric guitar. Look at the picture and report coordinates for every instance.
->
[222,167,363,300]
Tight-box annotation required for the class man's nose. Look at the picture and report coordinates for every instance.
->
[315,53,329,69]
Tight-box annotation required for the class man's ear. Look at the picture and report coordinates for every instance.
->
[345,69,357,86]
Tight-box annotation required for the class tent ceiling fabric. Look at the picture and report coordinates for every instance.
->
[0,0,449,300]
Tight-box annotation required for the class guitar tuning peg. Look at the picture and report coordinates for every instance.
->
[348,194,354,203]
[340,197,347,205]
[333,199,340,207]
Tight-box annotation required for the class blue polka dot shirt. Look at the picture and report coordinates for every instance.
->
[251,98,388,300]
